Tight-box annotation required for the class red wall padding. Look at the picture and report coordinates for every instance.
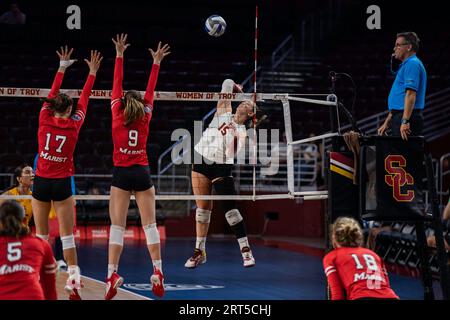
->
[164,198,325,238]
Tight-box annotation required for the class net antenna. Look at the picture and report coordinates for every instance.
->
[252,5,259,201]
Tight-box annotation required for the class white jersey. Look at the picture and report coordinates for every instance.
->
[194,112,247,164]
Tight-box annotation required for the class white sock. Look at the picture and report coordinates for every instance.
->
[153,260,162,272]
[107,264,118,278]
[196,237,207,251]
[68,265,80,281]
[237,237,250,251]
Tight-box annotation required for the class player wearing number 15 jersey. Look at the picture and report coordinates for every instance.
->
[323,217,399,300]
[105,34,170,300]
[185,78,267,270]
[32,46,103,300]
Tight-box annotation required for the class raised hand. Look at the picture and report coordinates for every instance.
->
[84,50,103,75]
[112,33,130,57]
[233,83,244,93]
[149,42,170,65]
[56,45,77,71]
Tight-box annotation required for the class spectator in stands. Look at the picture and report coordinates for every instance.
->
[323,216,399,300]
[105,34,169,300]
[365,221,392,251]
[0,201,57,300]
[0,2,26,25]
[301,132,324,187]
[378,32,427,140]
[84,182,108,211]
[427,195,450,250]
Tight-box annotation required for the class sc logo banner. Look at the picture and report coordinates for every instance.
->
[384,155,415,202]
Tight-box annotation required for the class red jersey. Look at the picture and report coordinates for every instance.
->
[110,57,160,167]
[36,71,96,178]
[0,235,57,300]
[323,247,399,300]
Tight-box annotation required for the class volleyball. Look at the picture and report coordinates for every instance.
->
[205,15,227,37]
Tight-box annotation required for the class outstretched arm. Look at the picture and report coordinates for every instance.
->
[111,33,130,104]
[216,79,243,116]
[75,50,102,121]
[144,41,170,105]
[323,254,346,300]
[46,46,76,100]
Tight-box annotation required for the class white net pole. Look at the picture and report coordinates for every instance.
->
[282,97,295,195]
[252,5,258,202]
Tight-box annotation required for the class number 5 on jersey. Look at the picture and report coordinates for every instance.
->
[7,242,22,262]
[44,133,67,153]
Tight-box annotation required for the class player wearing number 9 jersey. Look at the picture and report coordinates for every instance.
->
[323,217,399,300]
[105,34,170,300]
[32,46,103,300]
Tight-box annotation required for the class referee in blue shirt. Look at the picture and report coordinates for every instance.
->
[378,32,427,140]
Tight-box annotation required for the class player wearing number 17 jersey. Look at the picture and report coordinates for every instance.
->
[32,46,103,300]
[323,217,399,300]
[105,34,170,300]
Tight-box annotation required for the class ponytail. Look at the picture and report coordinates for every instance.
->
[0,201,29,238]
[330,217,364,247]
[122,90,145,126]
[40,93,73,114]
[245,105,268,129]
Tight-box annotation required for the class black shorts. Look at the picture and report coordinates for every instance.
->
[192,159,233,182]
[388,109,423,136]
[111,165,154,192]
[32,176,73,202]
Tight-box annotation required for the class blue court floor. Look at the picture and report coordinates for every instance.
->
[76,238,425,300]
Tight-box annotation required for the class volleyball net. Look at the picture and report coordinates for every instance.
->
[0,87,338,203]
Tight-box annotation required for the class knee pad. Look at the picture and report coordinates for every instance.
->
[196,208,211,224]
[36,234,49,241]
[225,209,243,226]
[212,176,236,195]
[143,223,160,245]
[109,225,125,246]
[213,176,236,212]
[61,234,76,250]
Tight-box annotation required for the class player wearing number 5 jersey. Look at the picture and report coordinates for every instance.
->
[0,201,57,300]
[323,217,399,300]
[32,46,102,300]
[105,34,170,300]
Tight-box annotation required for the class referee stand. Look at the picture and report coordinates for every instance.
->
[326,134,449,300]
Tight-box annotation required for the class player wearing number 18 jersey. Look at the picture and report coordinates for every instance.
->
[31,46,103,300]
[323,217,399,300]
[105,34,170,300]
